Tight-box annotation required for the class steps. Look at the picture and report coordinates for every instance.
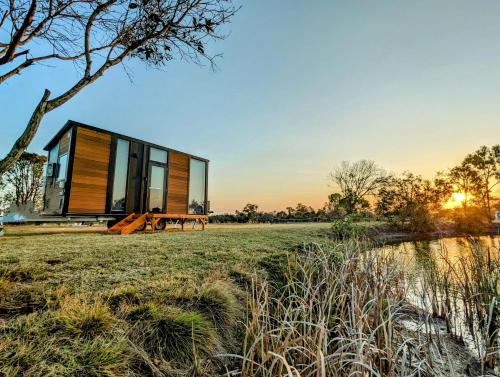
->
[108,213,149,234]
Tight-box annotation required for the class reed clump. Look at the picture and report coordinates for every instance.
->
[416,238,499,373]
[223,240,464,376]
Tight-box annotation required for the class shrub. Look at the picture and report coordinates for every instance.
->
[450,207,490,235]
[330,218,370,240]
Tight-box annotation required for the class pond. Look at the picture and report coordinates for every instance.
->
[381,235,500,272]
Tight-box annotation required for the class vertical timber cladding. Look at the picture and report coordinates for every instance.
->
[167,151,189,214]
[68,127,111,213]
[58,130,71,156]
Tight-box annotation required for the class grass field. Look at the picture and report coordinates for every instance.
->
[0,223,332,376]
[0,223,330,291]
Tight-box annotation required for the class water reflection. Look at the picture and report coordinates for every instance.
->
[382,236,500,272]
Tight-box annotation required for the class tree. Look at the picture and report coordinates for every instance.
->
[0,176,6,211]
[294,203,315,219]
[448,163,482,216]
[329,160,387,214]
[427,172,453,213]
[321,193,347,219]
[0,0,238,174]
[2,152,47,209]
[285,206,295,218]
[376,172,435,232]
[462,145,500,220]
[239,203,258,222]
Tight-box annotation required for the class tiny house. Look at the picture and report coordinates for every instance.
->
[43,121,208,233]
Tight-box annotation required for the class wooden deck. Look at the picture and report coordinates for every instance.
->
[149,213,207,232]
[108,212,207,234]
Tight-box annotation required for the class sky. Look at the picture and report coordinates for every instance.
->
[1,0,500,213]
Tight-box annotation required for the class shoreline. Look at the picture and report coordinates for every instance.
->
[375,228,500,245]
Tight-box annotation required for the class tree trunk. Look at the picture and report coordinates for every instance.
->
[0,89,50,175]
[485,189,491,223]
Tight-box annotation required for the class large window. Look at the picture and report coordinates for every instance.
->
[188,158,206,214]
[111,139,130,211]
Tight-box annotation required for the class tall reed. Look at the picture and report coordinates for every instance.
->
[223,240,448,376]
[416,238,499,372]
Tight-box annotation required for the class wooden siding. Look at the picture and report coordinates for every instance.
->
[68,127,111,213]
[58,130,71,156]
[167,151,189,214]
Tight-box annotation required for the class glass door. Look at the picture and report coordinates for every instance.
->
[148,163,166,212]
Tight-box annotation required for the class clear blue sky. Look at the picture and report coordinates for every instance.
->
[1,0,500,212]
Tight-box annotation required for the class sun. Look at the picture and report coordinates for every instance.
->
[443,192,468,209]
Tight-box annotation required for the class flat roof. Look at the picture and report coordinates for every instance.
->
[44,120,209,162]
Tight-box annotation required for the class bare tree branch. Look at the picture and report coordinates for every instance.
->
[0,0,238,174]
[0,0,37,64]
[0,89,50,174]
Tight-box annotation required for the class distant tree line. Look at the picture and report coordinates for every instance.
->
[208,203,334,224]
[210,145,500,235]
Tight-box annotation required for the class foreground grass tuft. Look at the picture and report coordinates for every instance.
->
[125,302,158,322]
[106,285,141,312]
[134,307,219,364]
[196,283,240,330]
[55,295,116,337]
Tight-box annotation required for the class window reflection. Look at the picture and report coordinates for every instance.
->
[49,145,59,164]
[188,159,206,214]
[149,165,165,212]
[150,148,167,164]
[111,139,130,211]
[57,154,68,182]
